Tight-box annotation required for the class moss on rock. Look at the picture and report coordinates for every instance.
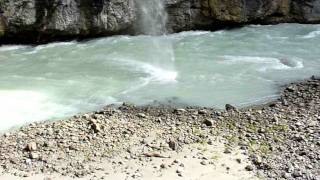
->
[207,0,246,22]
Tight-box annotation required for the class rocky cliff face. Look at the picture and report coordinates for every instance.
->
[0,0,135,43]
[166,0,320,32]
[0,0,320,43]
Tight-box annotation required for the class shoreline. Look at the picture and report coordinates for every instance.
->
[0,77,319,180]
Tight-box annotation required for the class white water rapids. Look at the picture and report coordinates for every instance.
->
[0,24,320,131]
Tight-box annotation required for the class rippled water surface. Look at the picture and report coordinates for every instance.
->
[1,24,320,130]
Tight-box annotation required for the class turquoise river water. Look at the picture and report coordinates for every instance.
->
[0,24,320,131]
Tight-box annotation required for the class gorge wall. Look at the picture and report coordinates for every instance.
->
[0,0,320,43]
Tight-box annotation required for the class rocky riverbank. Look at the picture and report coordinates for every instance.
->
[0,77,319,180]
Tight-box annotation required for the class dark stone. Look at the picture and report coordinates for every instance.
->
[311,75,320,80]
[245,165,254,171]
[225,104,237,111]
[203,119,213,127]
[168,140,178,150]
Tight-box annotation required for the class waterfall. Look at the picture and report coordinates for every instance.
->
[135,0,168,35]
[135,0,176,84]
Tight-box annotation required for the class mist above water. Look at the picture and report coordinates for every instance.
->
[135,0,168,35]
[0,24,320,131]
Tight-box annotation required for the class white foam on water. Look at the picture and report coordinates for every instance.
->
[0,90,70,131]
[222,56,304,71]
[113,58,177,95]
[0,45,27,52]
[170,31,210,38]
[25,41,76,54]
[266,34,289,40]
[141,63,178,83]
[301,30,320,39]
[107,56,177,84]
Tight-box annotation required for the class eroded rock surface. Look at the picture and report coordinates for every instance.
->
[0,0,135,43]
[0,0,320,43]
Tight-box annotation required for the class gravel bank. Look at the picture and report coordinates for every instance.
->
[0,77,319,180]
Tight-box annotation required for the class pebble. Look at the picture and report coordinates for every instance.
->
[160,164,167,169]
[176,167,183,174]
[224,148,232,154]
[137,113,146,118]
[203,119,213,127]
[26,142,37,151]
[168,140,178,151]
[236,158,242,163]
[29,152,39,159]
[198,109,208,115]
[245,165,254,171]
[200,160,207,165]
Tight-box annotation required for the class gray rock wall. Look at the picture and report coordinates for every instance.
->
[0,0,136,43]
[0,0,320,43]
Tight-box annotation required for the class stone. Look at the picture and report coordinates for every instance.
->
[251,155,262,165]
[137,113,146,118]
[160,163,167,169]
[224,148,231,154]
[292,170,303,178]
[203,119,213,127]
[168,140,178,151]
[286,86,296,92]
[26,142,37,151]
[82,114,90,119]
[200,160,207,165]
[225,104,237,111]
[236,158,241,163]
[245,165,254,171]
[29,152,39,159]
[198,109,208,114]
[175,109,186,114]
[176,167,183,174]
[25,159,32,165]
[92,123,102,133]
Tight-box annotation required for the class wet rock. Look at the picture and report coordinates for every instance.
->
[225,104,237,111]
[175,109,186,114]
[198,109,208,115]
[286,86,296,92]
